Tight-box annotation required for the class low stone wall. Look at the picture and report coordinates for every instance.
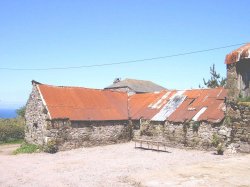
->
[45,120,131,151]
[134,120,231,151]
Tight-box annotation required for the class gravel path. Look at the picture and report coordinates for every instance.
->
[0,142,249,187]
[0,144,20,155]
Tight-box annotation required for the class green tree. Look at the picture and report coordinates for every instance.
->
[202,64,226,88]
[16,106,26,118]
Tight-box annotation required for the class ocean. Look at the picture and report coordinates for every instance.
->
[0,109,17,118]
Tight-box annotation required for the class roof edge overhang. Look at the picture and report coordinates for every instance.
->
[36,84,52,120]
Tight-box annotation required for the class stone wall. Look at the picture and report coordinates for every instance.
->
[134,120,231,150]
[133,103,250,153]
[227,102,250,152]
[226,63,238,100]
[45,120,131,151]
[226,59,250,100]
[25,84,50,145]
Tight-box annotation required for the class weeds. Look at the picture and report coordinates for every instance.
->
[13,142,40,155]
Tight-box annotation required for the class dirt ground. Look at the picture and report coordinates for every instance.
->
[0,142,249,187]
[0,144,20,155]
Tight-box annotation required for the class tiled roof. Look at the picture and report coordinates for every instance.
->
[35,82,226,123]
[225,43,250,64]
[105,78,166,93]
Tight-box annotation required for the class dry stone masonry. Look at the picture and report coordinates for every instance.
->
[25,84,132,151]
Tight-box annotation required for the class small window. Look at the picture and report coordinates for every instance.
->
[33,123,38,129]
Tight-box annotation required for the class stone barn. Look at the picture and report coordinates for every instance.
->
[25,44,250,152]
[25,80,230,151]
[225,43,250,100]
[25,81,131,150]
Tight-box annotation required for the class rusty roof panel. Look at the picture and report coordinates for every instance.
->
[38,84,129,121]
[37,83,227,123]
[130,87,227,123]
[151,91,186,121]
[225,43,250,64]
[129,91,170,120]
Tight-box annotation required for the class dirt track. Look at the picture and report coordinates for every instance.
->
[0,144,20,155]
[0,142,249,187]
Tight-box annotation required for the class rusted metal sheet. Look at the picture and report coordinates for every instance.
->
[38,84,129,121]
[151,91,186,121]
[130,87,227,123]
[225,43,250,64]
[38,83,227,123]
[129,91,171,120]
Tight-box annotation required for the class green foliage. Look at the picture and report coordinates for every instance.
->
[43,140,58,154]
[16,106,26,118]
[238,96,250,102]
[202,64,227,88]
[237,94,250,106]
[0,119,25,143]
[211,133,224,154]
[216,143,224,155]
[211,133,221,147]
[191,121,200,132]
[223,115,232,126]
[13,142,40,154]
[0,139,24,145]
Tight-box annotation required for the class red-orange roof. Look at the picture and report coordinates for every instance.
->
[36,82,227,123]
[129,87,226,123]
[38,84,129,121]
[225,43,250,64]
[168,88,226,123]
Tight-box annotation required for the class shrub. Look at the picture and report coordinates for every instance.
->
[191,121,200,132]
[13,142,40,154]
[223,115,232,126]
[216,143,224,155]
[211,133,221,147]
[43,140,58,154]
[0,118,25,144]
[237,95,250,102]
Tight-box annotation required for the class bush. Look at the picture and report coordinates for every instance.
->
[13,142,40,154]
[0,118,25,144]
[211,133,221,147]
[216,143,224,155]
[191,121,200,132]
[43,140,58,154]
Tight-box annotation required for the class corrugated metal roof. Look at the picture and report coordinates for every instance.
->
[105,78,166,93]
[36,82,226,123]
[129,87,227,123]
[225,43,250,64]
[38,84,129,121]
[128,91,172,120]
[168,88,226,123]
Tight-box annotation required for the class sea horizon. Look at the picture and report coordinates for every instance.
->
[0,108,17,118]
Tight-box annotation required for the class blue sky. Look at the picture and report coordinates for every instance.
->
[0,0,249,109]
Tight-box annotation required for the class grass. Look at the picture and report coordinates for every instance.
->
[0,139,24,145]
[13,143,41,155]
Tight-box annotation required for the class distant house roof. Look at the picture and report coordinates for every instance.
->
[37,84,129,121]
[105,78,166,93]
[225,43,250,64]
[34,81,226,123]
